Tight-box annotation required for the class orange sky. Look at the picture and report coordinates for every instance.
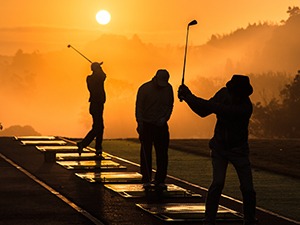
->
[1,0,299,54]
[0,0,299,138]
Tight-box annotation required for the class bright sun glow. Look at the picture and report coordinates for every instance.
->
[96,10,111,25]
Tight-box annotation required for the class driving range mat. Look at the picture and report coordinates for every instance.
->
[104,183,202,199]
[75,172,142,183]
[56,160,126,170]
[56,152,111,161]
[36,145,88,153]
[20,140,67,146]
[136,202,243,222]
[14,136,56,140]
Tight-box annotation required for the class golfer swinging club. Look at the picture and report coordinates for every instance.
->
[178,75,256,225]
[77,62,106,158]
[135,69,174,190]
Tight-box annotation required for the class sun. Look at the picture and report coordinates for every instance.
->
[96,10,111,25]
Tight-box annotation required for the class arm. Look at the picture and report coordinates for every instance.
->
[135,86,145,124]
[178,85,213,117]
[163,85,174,122]
[135,86,146,137]
[98,67,106,82]
[185,87,252,118]
[208,100,252,117]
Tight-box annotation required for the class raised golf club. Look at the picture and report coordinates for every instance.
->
[67,44,103,65]
[181,20,197,86]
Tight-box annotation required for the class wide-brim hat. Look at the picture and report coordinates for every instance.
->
[226,74,253,97]
[155,69,170,87]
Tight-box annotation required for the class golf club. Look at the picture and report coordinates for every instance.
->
[181,20,197,86]
[67,44,103,65]
[141,141,152,190]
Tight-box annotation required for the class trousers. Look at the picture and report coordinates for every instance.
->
[205,149,256,224]
[139,122,169,184]
[81,102,104,151]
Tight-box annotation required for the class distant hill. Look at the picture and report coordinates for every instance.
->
[0,125,41,136]
[189,11,300,78]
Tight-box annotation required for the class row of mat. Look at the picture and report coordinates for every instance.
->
[15,135,243,223]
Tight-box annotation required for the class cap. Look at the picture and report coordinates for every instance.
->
[155,69,170,87]
[91,62,101,72]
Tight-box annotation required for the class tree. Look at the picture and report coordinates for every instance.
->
[250,71,300,138]
[279,73,300,137]
[287,6,300,17]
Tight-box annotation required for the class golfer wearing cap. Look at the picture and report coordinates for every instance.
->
[178,75,256,225]
[135,69,174,190]
[77,62,106,158]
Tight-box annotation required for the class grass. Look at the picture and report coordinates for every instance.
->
[100,139,300,222]
[167,139,300,179]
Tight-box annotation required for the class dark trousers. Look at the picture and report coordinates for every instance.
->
[81,102,104,151]
[205,150,256,224]
[140,122,169,184]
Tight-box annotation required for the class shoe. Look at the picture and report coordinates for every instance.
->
[95,149,102,156]
[143,182,152,191]
[95,150,104,159]
[95,154,105,160]
[155,183,167,191]
[77,142,83,156]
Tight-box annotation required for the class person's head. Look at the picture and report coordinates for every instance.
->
[154,69,170,87]
[226,74,253,98]
[91,62,102,73]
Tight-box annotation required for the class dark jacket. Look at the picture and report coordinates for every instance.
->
[87,69,106,104]
[185,87,252,154]
[136,78,174,126]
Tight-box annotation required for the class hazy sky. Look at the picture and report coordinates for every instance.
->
[1,0,299,53]
[1,0,299,138]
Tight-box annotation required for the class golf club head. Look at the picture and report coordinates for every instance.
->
[188,20,197,26]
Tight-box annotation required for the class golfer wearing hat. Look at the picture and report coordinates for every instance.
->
[135,69,174,190]
[178,75,256,225]
[77,62,106,157]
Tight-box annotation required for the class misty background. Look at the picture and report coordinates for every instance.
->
[0,8,299,138]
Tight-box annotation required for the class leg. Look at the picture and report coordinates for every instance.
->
[231,155,256,224]
[140,123,153,184]
[81,103,104,150]
[95,105,104,155]
[77,103,100,156]
[153,123,169,185]
[205,150,228,224]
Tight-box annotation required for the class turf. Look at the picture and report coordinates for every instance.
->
[167,139,300,179]
[100,139,300,222]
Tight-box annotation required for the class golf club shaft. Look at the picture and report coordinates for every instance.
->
[181,26,190,85]
[180,20,197,102]
[141,140,152,183]
[67,45,92,63]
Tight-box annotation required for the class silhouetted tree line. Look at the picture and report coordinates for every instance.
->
[250,70,300,138]
[287,6,300,18]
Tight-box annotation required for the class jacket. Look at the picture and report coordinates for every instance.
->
[185,87,252,153]
[87,70,106,104]
[136,78,174,126]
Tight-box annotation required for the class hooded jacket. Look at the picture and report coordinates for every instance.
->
[185,87,252,154]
